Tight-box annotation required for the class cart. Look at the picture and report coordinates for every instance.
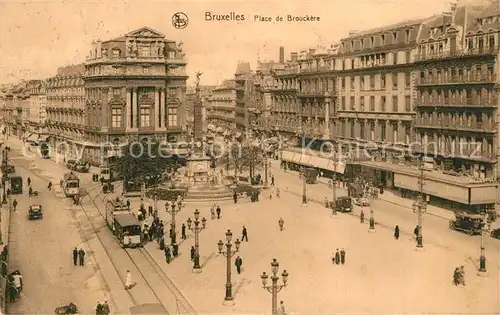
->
[54,303,78,314]
[329,196,353,212]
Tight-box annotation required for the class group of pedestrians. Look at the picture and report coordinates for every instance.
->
[95,301,110,315]
[332,248,346,265]
[72,247,86,266]
[210,204,222,219]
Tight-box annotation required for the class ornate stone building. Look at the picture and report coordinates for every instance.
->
[411,2,500,205]
[45,64,86,154]
[83,26,188,164]
[206,80,236,134]
[26,80,47,138]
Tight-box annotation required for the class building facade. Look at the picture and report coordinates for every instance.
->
[83,26,188,164]
[206,80,237,134]
[26,80,47,138]
[45,64,86,154]
[251,61,275,134]
[411,2,500,205]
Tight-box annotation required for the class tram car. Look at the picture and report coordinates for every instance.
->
[62,172,80,197]
[105,198,142,247]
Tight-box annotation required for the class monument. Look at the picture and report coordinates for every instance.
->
[185,72,212,184]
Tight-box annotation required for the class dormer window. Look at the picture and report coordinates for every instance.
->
[381,34,385,44]
[112,49,121,57]
[393,32,397,43]
[405,30,410,43]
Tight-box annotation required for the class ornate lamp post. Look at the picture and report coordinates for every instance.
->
[260,259,289,315]
[412,160,427,248]
[217,230,241,305]
[369,197,375,230]
[301,167,307,204]
[165,200,183,245]
[187,209,207,272]
[479,214,490,273]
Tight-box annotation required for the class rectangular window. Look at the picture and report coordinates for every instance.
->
[381,75,386,89]
[341,97,346,110]
[405,96,411,112]
[168,107,178,127]
[360,77,365,90]
[350,96,355,110]
[140,107,150,127]
[141,46,150,57]
[370,96,375,111]
[392,73,398,88]
[360,97,365,111]
[111,108,122,128]
[370,76,375,89]
[381,96,386,112]
[113,88,120,96]
[341,77,345,89]
[405,73,411,87]
[393,52,398,64]
[393,96,398,112]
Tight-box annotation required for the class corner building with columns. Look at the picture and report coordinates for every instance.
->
[83,26,188,164]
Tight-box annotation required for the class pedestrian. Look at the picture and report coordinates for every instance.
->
[271,175,275,186]
[7,281,16,303]
[181,223,186,240]
[279,300,286,315]
[78,248,85,266]
[126,199,131,208]
[143,228,149,244]
[27,177,31,187]
[210,206,216,220]
[101,301,110,315]
[360,209,365,223]
[394,225,400,240]
[241,226,248,242]
[414,225,419,238]
[48,181,52,190]
[233,191,238,204]
[159,237,165,251]
[125,270,133,289]
[12,199,17,211]
[72,247,78,266]
[148,205,153,217]
[459,265,466,286]
[276,188,280,198]
[165,247,171,264]
[12,272,22,296]
[190,246,195,261]
[216,205,221,219]
[340,248,346,265]
[278,217,284,231]
[95,301,103,315]
[335,249,340,265]
[173,243,179,257]
[235,256,243,274]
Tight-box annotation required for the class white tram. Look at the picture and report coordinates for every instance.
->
[62,172,80,197]
[105,198,142,247]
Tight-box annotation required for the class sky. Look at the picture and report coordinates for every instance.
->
[0,0,454,86]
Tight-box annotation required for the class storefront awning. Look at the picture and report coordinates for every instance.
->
[325,160,346,174]
[292,154,302,163]
[309,156,330,170]
[281,151,295,162]
[299,155,311,166]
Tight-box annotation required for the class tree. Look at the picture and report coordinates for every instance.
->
[117,141,172,184]
[218,143,264,180]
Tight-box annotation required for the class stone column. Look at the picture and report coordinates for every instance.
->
[154,87,160,129]
[374,119,381,141]
[398,120,405,143]
[132,88,138,130]
[385,120,392,142]
[126,88,132,129]
[323,92,331,139]
[355,119,361,138]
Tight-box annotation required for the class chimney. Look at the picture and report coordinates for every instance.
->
[290,52,298,61]
[279,46,285,63]
[349,30,358,36]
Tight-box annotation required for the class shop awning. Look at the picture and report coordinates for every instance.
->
[299,155,311,166]
[281,151,295,162]
[325,160,346,174]
[309,156,330,170]
[292,154,302,163]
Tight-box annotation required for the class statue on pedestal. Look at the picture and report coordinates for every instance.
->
[195,71,203,88]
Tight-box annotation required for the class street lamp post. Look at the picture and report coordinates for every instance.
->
[165,201,183,245]
[302,168,307,204]
[369,198,375,230]
[331,158,338,215]
[412,159,427,248]
[217,230,241,305]
[479,214,489,273]
[187,209,207,273]
[2,149,7,204]
[260,259,289,315]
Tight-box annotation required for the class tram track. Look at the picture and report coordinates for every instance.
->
[84,182,197,315]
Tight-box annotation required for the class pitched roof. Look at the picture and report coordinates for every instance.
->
[107,26,165,42]
[477,2,500,18]
[344,17,429,39]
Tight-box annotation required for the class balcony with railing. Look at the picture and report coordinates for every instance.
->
[414,46,500,62]
[414,97,497,108]
[416,73,496,86]
[414,118,496,133]
[297,90,327,98]
[85,54,186,65]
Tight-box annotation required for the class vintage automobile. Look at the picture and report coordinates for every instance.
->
[66,160,77,170]
[449,212,484,235]
[329,196,353,212]
[28,204,43,220]
[490,228,500,239]
[73,161,89,173]
[54,303,78,314]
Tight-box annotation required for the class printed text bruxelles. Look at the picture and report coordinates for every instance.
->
[205,12,245,21]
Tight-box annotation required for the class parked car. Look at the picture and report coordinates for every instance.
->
[354,197,370,207]
[28,204,43,220]
[490,228,500,239]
